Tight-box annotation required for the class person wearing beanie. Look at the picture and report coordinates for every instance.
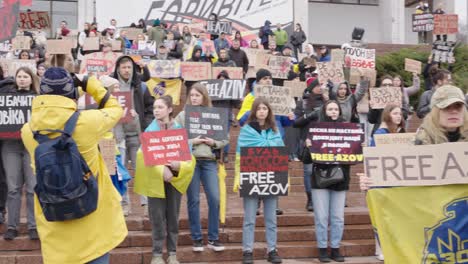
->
[148,18,166,47]
[20,67,127,263]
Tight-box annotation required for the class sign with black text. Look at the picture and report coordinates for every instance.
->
[432,41,455,63]
[185,106,229,141]
[0,94,34,139]
[198,79,246,101]
[240,147,289,197]
[254,85,294,116]
[412,13,434,32]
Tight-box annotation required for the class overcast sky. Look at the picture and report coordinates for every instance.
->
[456,0,467,25]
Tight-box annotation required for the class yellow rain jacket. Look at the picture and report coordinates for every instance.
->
[236,92,255,120]
[21,77,127,264]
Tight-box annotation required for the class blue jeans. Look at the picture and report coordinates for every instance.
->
[303,163,312,193]
[87,253,109,264]
[242,196,278,253]
[311,189,346,248]
[187,159,220,241]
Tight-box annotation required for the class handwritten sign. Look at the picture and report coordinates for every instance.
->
[240,147,289,197]
[243,48,267,66]
[317,62,345,84]
[148,60,181,78]
[374,133,416,146]
[404,58,422,74]
[212,67,243,79]
[255,52,271,70]
[198,79,246,101]
[185,106,229,141]
[433,14,458,35]
[201,40,215,56]
[122,27,143,40]
[412,13,434,32]
[98,138,116,175]
[140,129,192,166]
[0,94,34,139]
[349,68,377,87]
[369,87,402,109]
[12,36,31,50]
[364,142,468,187]
[254,85,294,116]
[331,49,345,64]
[207,20,232,35]
[308,122,365,164]
[83,37,100,51]
[283,81,307,98]
[46,39,74,54]
[111,40,121,51]
[180,62,212,81]
[344,47,375,69]
[19,11,50,30]
[268,55,291,79]
[432,41,455,63]
[0,59,37,76]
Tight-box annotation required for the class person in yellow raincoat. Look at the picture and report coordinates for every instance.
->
[134,95,195,264]
[21,68,127,264]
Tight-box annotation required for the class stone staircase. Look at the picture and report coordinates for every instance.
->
[0,115,423,263]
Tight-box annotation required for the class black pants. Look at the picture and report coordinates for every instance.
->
[0,142,7,213]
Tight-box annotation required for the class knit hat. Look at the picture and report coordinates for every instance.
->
[256,68,272,82]
[99,75,119,89]
[40,67,78,100]
[430,85,466,109]
[153,19,161,27]
[306,77,319,90]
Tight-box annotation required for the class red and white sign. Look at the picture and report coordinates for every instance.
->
[344,47,375,69]
[140,129,192,166]
[18,11,50,30]
[433,14,458,35]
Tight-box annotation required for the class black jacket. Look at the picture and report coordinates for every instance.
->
[228,47,249,73]
[290,30,306,47]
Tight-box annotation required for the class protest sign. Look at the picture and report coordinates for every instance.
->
[198,79,246,101]
[207,20,232,35]
[331,49,345,64]
[148,60,181,78]
[140,129,192,166]
[201,40,215,56]
[146,78,183,105]
[245,67,256,80]
[0,94,34,139]
[349,68,376,87]
[12,36,31,50]
[0,41,12,54]
[85,92,132,123]
[268,55,291,79]
[432,41,455,63]
[297,53,308,62]
[433,14,458,35]
[239,147,289,197]
[317,62,345,84]
[85,59,108,77]
[83,37,100,51]
[62,35,78,49]
[303,57,316,68]
[254,85,294,116]
[364,142,468,187]
[369,87,402,109]
[243,48,267,66]
[404,58,422,74]
[212,67,243,79]
[98,138,116,175]
[184,106,229,141]
[308,122,365,164]
[0,1,20,42]
[283,81,307,98]
[255,52,271,70]
[186,22,206,34]
[122,27,143,40]
[19,11,50,30]
[344,47,375,69]
[374,133,416,146]
[0,59,37,76]
[46,39,74,54]
[138,41,157,56]
[111,40,121,51]
[80,52,122,76]
[180,62,212,81]
[412,13,434,32]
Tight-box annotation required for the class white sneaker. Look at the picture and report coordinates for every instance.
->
[167,255,180,264]
[122,204,131,217]
[377,254,384,261]
[150,256,164,264]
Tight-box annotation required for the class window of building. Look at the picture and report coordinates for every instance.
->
[309,0,379,6]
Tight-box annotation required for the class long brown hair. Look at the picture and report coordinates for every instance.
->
[15,67,39,94]
[155,95,174,118]
[186,83,212,107]
[393,75,404,88]
[419,106,468,144]
[381,104,405,133]
[246,98,277,132]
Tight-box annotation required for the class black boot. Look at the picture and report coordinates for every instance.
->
[318,248,331,263]
[306,192,313,212]
[331,248,345,262]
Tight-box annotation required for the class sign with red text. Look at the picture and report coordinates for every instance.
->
[344,47,375,69]
[19,11,50,30]
[317,62,345,84]
[180,62,212,81]
[268,55,291,79]
[433,14,458,35]
[240,146,289,197]
[369,87,402,109]
[212,67,243,79]
[308,122,365,164]
[85,92,132,123]
[80,52,122,76]
[184,106,229,141]
[140,129,191,166]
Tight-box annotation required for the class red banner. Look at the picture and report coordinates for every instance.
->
[140,129,191,166]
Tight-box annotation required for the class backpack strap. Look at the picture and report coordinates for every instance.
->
[63,112,80,136]
[33,112,80,143]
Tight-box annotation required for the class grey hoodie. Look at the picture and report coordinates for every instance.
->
[330,81,367,122]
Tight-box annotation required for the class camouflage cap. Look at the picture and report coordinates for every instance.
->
[430,85,466,109]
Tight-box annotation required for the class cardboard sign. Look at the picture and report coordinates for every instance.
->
[239,147,289,197]
[369,87,402,109]
[184,106,229,141]
[404,58,422,74]
[283,81,307,98]
[331,49,345,64]
[19,11,50,30]
[207,20,233,35]
[364,142,468,187]
[0,94,34,139]
[98,138,116,175]
[212,67,243,79]
[317,62,345,84]
[140,129,192,166]
[0,1,20,42]
[12,36,31,50]
[255,52,271,70]
[148,60,181,78]
[201,40,215,55]
[80,52,122,77]
[243,48,268,66]
[433,14,458,35]
[198,79,246,101]
[268,55,291,79]
[308,122,365,164]
[186,22,206,34]
[349,68,377,87]
[122,27,143,40]
[412,13,434,32]
[432,41,455,63]
[254,85,294,116]
[146,78,183,105]
[0,41,12,54]
[83,37,100,51]
[46,39,74,54]
[344,47,375,69]
[138,41,157,56]
[111,40,121,51]
[180,62,212,81]
[85,92,133,123]
[0,59,37,76]
[373,133,416,146]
